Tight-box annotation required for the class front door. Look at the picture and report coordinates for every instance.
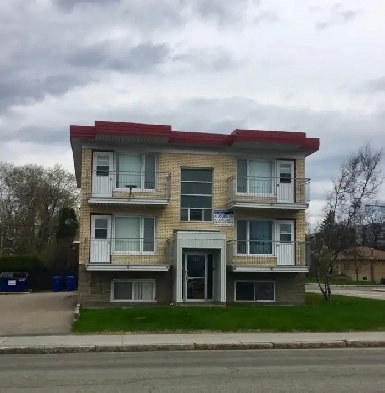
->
[276,160,295,203]
[90,215,111,263]
[183,254,213,301]
[92,152,114,197]
[276,221,295,265]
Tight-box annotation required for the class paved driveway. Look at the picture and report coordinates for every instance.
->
[0,292,78,336]
[306,284,385,300]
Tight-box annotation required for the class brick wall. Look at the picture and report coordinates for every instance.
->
[79,148,307,266]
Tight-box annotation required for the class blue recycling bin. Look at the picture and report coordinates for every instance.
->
[52,276,62,292]
[66,275,76,292]
[0,272,28,292]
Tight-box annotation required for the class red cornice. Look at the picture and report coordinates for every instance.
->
[69,121,320,152]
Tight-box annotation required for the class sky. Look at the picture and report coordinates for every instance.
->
[1,0,385,226]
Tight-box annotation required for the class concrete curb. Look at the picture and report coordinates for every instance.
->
[2,340,385,354]
[372,288,385,292]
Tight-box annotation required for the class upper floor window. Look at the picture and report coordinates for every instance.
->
[237,159,273,194]
[116,153,156,190]
[114,216,156,254]
[180,169,213,222]
[237,220,273,255]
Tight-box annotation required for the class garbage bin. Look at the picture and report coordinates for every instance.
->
[52,276,62,292]
[0,272,28,293]
[66,275,76,292]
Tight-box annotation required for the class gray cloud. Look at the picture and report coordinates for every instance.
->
[315,5,360,30]
[356,77,385,93]
[53,0,121,11]
[67,42,170,72]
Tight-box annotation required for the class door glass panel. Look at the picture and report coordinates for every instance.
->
[187,255,205,277]
[207,255,213,300]
[279,223,293,242]
[96,156,110,176]
[279,163,292,184]
[94,218,108,239]
[186,255,205,300]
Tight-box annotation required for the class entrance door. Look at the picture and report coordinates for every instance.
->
[92,152,114,197]
[183,254,213,301]
[276,161,295,203]
[276,221,295,265]
[90,215,111,263]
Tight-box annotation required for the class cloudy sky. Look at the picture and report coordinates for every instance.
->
[1,0,384,224]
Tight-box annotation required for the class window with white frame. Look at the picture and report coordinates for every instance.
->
[180,169,213,222]
[116,153,156,190]
[235,281,275,301]
[114,216,155,253]
[112,280,155,301]
[237,220,273,255]
[237,159,273,194]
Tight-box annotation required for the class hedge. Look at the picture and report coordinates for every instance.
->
[0,255,48,271]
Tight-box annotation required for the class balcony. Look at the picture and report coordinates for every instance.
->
[227,240,310,273]
[87,238,171,271]
[227,176,310,210]
[87,171,171,206]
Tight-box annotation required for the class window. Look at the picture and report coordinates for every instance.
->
[237,220,273,255]
[95,155,111,176]
[237,159,273,194]
[114,216,155,253]
[116,153,156,190]
[112,280,155,302]
[235,281,275,302]
[180,169,213,221]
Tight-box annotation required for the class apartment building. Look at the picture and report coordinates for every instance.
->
[70,121,319,307]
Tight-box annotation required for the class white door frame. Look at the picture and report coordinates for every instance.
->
[276,160,295,203]
[276,220,295,266]
[90,215,112,263]
[183,253,213,302]
[92,152,114,197]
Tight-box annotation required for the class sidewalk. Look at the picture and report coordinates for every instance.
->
[1,332,385,354]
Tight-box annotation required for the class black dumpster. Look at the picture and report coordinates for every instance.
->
[0,272,28,293]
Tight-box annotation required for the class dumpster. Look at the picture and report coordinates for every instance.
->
[66,275,76,292]
[0,272,28,293]
[52,276,62,292]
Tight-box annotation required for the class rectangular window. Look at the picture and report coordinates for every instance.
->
[180,169,213,222]
[237,220,273,255]
[112,280,155,302]
[114,216,155,253]
[235,281,275,302]
[237,159,273,194]
[116,153,156,190]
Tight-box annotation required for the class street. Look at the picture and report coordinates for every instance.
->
[306,284,385,300]
[1,349,385,392]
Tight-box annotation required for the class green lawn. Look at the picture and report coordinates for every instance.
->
[73,293,385,334]
[306,277,379,286]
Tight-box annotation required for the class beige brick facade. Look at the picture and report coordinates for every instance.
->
[79,148,308,268]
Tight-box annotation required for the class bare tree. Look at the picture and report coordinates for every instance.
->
[0,163,79,260]
[315,144,383,300]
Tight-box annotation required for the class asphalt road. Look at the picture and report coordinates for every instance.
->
[306,284,385,300]
[1,349,385,392]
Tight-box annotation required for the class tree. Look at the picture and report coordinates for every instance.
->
[0,163,79,261]
[361,202,385,250]
[315,144,383,300]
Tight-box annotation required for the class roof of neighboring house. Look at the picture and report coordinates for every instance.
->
[338,246,385,261]
[70,120,320,186]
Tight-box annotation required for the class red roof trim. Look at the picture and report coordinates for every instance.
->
[69,121,319,152]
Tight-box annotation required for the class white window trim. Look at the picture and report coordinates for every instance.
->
[236,159,276,197]
[110,279,156,303]
[234,280,276,302]
[235,219,276,257]
[112,215,157,256]
[113,153,158,192]
[180,169,214,222]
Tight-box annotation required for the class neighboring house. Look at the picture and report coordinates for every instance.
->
[70,121,319,307]
[336,246,385,282]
